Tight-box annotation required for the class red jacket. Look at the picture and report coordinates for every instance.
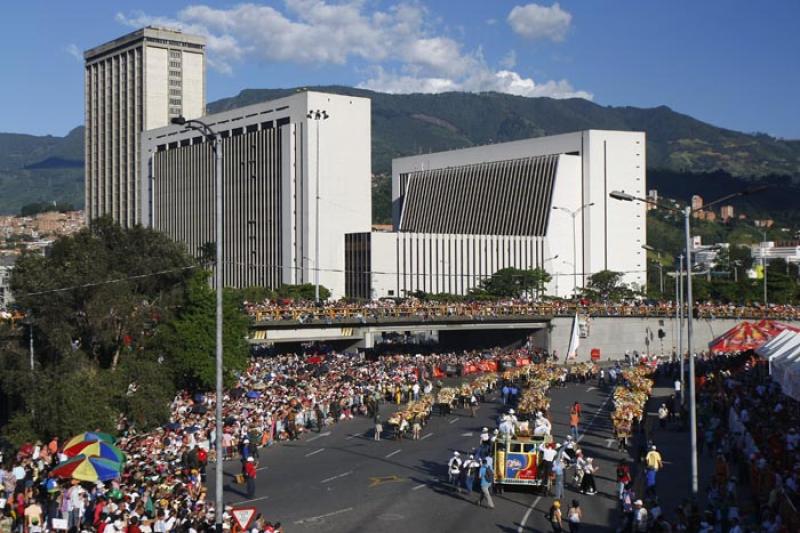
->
[244,462,257,479]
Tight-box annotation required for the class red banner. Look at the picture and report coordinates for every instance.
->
[432,367,444,379]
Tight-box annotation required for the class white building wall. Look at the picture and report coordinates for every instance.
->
[181,51,205,120]
[391,131,646,299]
[144,46,169,130]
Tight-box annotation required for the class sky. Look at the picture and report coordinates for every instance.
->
[2,0,798,139]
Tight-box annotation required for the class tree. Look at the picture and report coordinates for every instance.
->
[154,271,250,390]
[276,283,331,301]
[10,217,195,369]
[583,270,635,301]
[477,268,551,299]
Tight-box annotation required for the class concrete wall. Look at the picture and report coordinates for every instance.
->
[549,316,800,362]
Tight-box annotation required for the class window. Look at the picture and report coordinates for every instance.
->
[169,70,181,78]
[169,98,182,106]
[169,61,181,69]
[169,50,181,59]
[169,89,181,96]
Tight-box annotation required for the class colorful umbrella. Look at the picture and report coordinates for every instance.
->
[64,440,125,463]
[51,455,122,482]
[64,432,116,450]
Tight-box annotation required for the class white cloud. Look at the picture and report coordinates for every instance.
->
[508,3,572,42]
[118,1,590,100]
[65,43,83,62]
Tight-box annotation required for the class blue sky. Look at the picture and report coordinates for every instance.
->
[2,0,798,139]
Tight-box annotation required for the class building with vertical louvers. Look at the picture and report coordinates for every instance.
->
[141,91,371,297]
[346,130,646,299]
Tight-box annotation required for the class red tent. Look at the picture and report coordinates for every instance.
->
[708,320,793,354]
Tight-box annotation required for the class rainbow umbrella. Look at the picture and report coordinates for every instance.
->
[64,440,125,463]
[51,455,122,482]
[64,432,116,450]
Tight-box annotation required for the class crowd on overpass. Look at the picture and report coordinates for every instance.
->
[244,298,800,324]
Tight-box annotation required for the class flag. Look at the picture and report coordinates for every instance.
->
[567,312,580,360]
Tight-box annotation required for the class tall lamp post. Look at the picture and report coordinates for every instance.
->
[171,116,224,530]
[552,203,595,298]
[609,185,766,496]
[539,254,559,300]
[307,109,329,303]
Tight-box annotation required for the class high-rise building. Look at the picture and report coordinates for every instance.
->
[84,27,206,227]
[691,195,704,211]
[140,91,372,297]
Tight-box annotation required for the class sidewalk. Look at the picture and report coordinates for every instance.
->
[636,379,715,518]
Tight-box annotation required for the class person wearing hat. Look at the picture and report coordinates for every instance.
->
[645,445,663,497]
[633,500,648,532]
[447,452,462,491]
[547,499,563,532]
[243,457,258,499]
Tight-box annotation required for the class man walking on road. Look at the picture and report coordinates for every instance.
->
[244,456,257,498]
[448,452,463,491]
[645,445,663,496]
[476,459,495,509]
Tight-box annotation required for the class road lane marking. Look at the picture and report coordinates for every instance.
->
[605,438,617,448]
[306,431,331,442]
[232,495,269,505]
[385,449,402,458]
[460,432,473,437]
[321,471,353,484]
[577,392,613,443]
[412,483,427,491]
[420,433,434,440]
[305,448,325,457]
[517,495,542,532]
[587,386,598,391]
[448,417,460,424]
[294,507,353,525]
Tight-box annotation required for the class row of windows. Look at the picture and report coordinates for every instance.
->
[169,60,181,69]
[169,89,181,96]
[169,50,181,59]
[169,70,181,78]
[169,79,181,87]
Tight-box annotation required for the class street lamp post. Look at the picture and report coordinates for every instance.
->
[609,185,766,496]
[678,254,685,404]
[552,203,595,298]
[306,110,329,303]
[171,116,224,530]
[540,254,559,300]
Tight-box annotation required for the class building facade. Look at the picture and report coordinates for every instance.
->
[85,27,206,227]
[0,258,14,310]
[141,91,371,297]
[347,130,647,299]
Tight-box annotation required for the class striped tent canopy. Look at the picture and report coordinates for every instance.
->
[708,320,800,354]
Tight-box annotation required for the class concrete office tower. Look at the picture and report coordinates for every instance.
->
[84,27,206,226]
[141,91,372,298]
[346,130,646,299]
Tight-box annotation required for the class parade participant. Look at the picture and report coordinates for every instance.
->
[552,456,565,500]
[569,407,580,440]
[547,500,563,532]
[244,457,257,499]
[579,458,597,495]
[616,459,631,500]
[539,443,557,484]
[447,452,462,491]
[658,404,669,429]
[566,500,582,533]
[374,415,383,441]
[412,419,422,440]
[462,455,479,495]
[645,445,663,496]
[476,459,495,509]
[633,500,648,532]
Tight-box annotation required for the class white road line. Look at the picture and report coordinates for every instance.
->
[294,507,354,525]
[517,495,542,533]
[385,449,402,458]
[577,392,613,443]
[448,417,460,424]
[412,483,427,491]
[232,495,270,505]
[305,448,325,457]
[306,431,331,442]
[321,471,352,484]
[420,433,434,440]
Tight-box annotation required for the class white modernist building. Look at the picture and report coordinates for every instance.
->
[346,130,646,299]
[141,91,371,297]
[85,26,206,227]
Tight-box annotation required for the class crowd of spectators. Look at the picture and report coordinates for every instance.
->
[243,298,800,324]
[0,346,540,533]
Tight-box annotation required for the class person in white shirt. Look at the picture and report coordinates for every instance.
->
[539,443,557,483]
[448,452,462,491]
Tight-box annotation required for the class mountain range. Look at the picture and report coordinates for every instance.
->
[0,86,798,218]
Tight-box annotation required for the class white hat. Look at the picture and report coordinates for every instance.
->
[482,427,488,432]
[509,409,515,414]
[453,451,460,456]
[247,457,254,462]
[634,499,643,506]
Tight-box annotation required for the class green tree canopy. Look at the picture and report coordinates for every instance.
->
[583,270,637,301]
[474,267,551,299]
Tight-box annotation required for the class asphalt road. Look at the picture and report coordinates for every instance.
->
[209,380,629,532]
